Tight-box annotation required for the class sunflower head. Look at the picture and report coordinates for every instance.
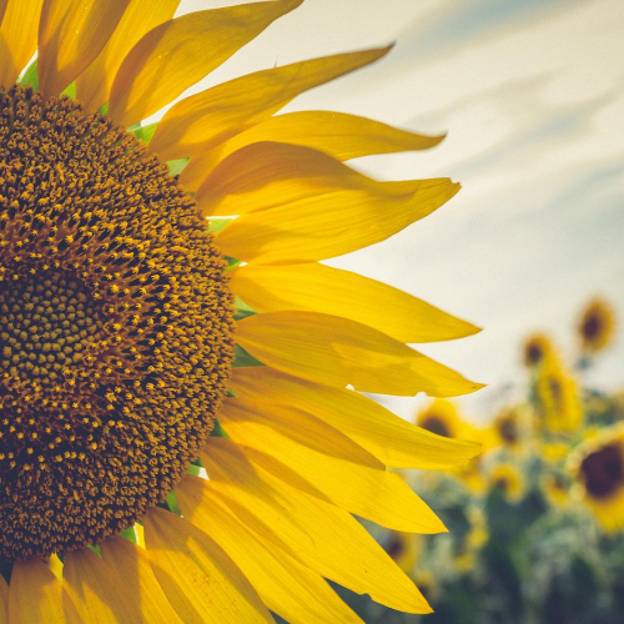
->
[523,333,554,367]
[0,85,234,561]
[491,406,525,449]
[416,399,471,440]
[488,462,525,503]
[535,356,583,434]
[384,531,420,574]
[578,298,615,354]
[540,472,570,509]
[570,424,624,533]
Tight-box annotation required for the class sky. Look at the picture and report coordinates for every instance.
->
[177,0,624,422]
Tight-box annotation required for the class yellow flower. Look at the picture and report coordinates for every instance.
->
[570,423,624,533]
[384,531,420,574]
[540,472,569,509]
[535,356,583,433]
[0,1,482,620]
[488,462,525,503]
[416,399,474,440]
[523,333,554,367]
[490,406,526,449]
[578,298,616,354]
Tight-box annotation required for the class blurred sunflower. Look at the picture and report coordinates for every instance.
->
[578,298,615,354]
[490,406,525,450]
[416,399,472,440]
[384,531,420,574]
[523,333,554,367]
[570,424,624,533]
[488,462,525,503]
[535,356,583,434]
[540,472,569,509]
[0,0,483,621]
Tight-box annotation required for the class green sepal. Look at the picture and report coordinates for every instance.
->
[167,157,189,177]
[232,344,263,368]
[18,60,38,90]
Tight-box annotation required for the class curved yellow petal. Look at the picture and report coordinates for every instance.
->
[221,399,446,533]
[75,0,180,112]
[143,507,273,624]
[200,439,432,614]
[197,140,368,216]
[190,110,444,177]
[38,0,129,96]
[213,146,460,263]
[8,558,79,624]
[0,573,7,624]
[231,262,480,343]
[150,46,391,162]
[0,0,44,87]
[230,367,481,469]
[175,476,365,624]
[109,0,301,128]
[64,541,183,624]
[237,311,482,397]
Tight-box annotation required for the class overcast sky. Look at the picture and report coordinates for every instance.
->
[176,0,624,422]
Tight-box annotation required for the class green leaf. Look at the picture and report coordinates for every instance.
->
[208,217,235,234]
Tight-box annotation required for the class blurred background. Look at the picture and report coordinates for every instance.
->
[174,1,624,622]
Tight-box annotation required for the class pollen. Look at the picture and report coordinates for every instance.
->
[0,86,234,561]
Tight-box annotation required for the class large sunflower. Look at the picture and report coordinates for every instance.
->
[0,1,483,621]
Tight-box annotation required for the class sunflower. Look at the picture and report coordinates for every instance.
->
[487,462,525,503]
[0,0,483,621]
[578,298,615,354]
[416,399,473,440]
[570,424,624,533]
[384,531,420,574]
[523,333,554,367]
[540,472,569,509]
[490,406,525,450]
[535,356,583,434]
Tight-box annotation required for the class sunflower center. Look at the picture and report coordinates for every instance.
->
[580,443,624,500]
[0,86,234,561]
[421,415,451,438]
[582,314,601,340]
[498,417,518,443]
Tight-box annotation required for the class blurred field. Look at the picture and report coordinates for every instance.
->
[343,298,624,624]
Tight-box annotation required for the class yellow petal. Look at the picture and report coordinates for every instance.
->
[0,0,44,87]
[221,399,446,533]
[0,573,7,624]
[237,311,482,397]
[213,145,460,262]
[175,476,365,624]
[64,541,183,624]
[200,439,432,614]
[38,0,129,96]
[230,367,481,468]
[0,2,6,25]
[143,507,273,623]
[189,110,444,177]
[150,46,391,162]
[8,558,79,624]
[75,0,180,112]
[231,262,479,343]
[109,0,301,128]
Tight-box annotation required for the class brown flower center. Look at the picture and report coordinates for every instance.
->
[580,443,624,500]
[0,86,234,561]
